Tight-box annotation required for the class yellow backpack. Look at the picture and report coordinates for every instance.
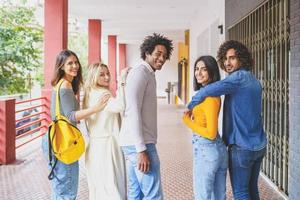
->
[48,80,85,179]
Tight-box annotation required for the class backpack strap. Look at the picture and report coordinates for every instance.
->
[47,124,58,180]
[48,157,58,180]
[47,79,63,180]
[55,79,64,117]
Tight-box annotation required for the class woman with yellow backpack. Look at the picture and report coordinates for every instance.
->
[42,49,110,200]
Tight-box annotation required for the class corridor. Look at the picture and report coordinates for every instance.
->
[0,99,284,200]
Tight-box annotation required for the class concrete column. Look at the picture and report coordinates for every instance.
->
[44,0,68,89]
[119,43,126,72]
[88,19,101,65]
[108,35,117,94]
[0,99,16,164]
[43,0,68,129]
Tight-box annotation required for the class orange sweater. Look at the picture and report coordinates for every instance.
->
[183,97,221,140]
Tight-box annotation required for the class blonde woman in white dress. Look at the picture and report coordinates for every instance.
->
[83,62,130,200]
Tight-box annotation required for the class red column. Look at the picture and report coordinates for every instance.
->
[88,19,101,65]
[43,0,68,129]
[0,99,16,164]
[44,0,68,89]
[108,35,117,94]
[119,43,126,72]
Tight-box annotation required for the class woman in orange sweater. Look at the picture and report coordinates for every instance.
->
[183,56,228,200]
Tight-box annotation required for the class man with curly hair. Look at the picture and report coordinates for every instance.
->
[120,33,173,200]
[187,40,267,200]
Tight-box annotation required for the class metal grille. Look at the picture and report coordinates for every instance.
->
[228,0,290,195]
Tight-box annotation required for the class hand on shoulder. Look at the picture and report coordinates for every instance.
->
[94,92,111,112]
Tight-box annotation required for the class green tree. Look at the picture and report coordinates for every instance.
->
[0,2,43,95]
[69,32,88,78]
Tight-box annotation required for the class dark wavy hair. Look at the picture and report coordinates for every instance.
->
[140,33,174,60]
[217,40,253,71]
[193,56,221,91]
[51,49,83,95]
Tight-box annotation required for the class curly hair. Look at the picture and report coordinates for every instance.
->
[140,33,174,60]
[217,40,253,71]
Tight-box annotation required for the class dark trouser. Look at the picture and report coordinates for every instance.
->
[228,145,266,200]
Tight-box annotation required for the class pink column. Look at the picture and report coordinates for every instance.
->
[119,43,126,72]
[108,35,117,94]
[0,99,16,164]
[44,0,68,89]
[88,19,101,65]
[42,0,68,131]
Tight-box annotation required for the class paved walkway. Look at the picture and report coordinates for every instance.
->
[0,99,285,200]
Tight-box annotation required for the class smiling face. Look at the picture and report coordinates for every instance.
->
[62,55,80,81]
[97,66,110,88]
[194,60,211,86]
[224,48,241,74]
[145,44,167,71]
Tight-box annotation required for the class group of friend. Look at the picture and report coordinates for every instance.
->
[42,33,267,200]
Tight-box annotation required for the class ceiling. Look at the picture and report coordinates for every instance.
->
[2,0,220,44]
[68,0,214,44]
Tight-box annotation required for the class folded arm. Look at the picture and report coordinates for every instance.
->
[183,98,220,140]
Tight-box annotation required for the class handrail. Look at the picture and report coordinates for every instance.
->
[15,96,49,149]
[16,131,47,149]
[15,118,45,132]
[15,111,45,123]
[15,104,44,114]
[15,97,46,105]
[16,125,47,140]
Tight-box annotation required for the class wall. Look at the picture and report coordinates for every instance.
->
[101,38,108,64]
[188,0,225,133]
[225,0,266,34]
[189,0,225,99]
[289,0,300,198]
[126,43,179,97]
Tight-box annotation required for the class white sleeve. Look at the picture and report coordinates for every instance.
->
[125,67,148,152]
[104,84,125,113]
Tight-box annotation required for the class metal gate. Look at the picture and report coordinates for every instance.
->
[228,0,290,195]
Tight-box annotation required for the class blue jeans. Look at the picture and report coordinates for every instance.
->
[42,134,79,200]
[228,145,266,200]
[122,144,163,200]
[192,134,228,200]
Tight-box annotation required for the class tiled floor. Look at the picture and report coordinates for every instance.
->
[0,99,286,200]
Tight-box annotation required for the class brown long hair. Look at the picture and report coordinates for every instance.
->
[51,49,83,94]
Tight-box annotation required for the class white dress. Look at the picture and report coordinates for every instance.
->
[85,87,126,200]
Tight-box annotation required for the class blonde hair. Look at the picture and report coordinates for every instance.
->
[83,62,109,109]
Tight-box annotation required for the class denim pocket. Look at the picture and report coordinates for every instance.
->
[125,152,138,167]
[192,136,199,144]
[193,144,199,157]
[235,148,253,168]
[200,143,219,162]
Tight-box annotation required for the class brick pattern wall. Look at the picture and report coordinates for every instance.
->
[289,0,300,199]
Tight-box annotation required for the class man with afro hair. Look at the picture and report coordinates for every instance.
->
[187,40,267,200]
[120,33,173,200]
